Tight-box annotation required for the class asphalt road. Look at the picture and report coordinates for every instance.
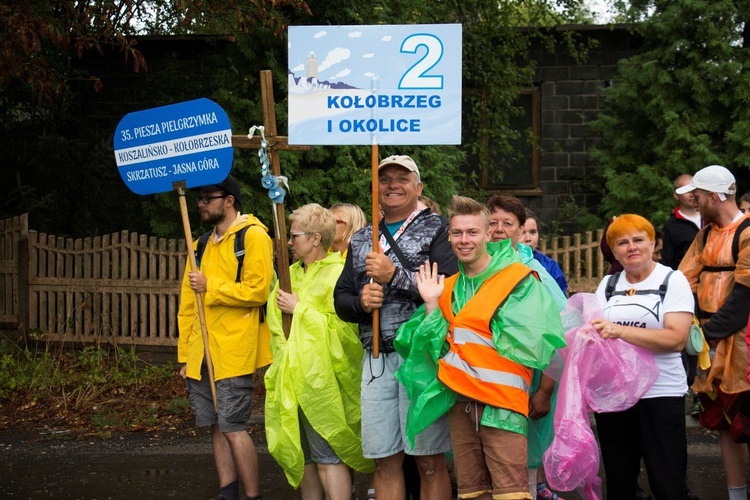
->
[0,416,736,499]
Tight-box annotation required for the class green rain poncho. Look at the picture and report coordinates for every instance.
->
[264,252,374,488]
[394,239,566,446]
[517,241,567,468]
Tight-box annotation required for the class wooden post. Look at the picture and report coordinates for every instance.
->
[371,143,380,358]
[230,70,312,337]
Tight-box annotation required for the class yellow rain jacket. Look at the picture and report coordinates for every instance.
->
[680,214,750,394]
[177,213,274,381]
[264,252,374,488]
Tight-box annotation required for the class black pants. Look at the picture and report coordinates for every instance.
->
[594,396,687,500]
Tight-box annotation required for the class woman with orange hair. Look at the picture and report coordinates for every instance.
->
[590,214,694,499]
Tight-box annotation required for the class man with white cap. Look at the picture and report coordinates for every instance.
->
[678,165,750,500]
[334,155,457,500]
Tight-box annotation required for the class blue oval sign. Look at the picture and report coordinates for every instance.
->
[114,98,234,195]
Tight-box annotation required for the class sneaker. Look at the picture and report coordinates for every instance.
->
[690,396,700,418]
[537,482,565,500]
[636,485,652,500]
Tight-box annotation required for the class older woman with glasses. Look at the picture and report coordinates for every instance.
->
[591,214,694,499]
[264,203,373,500]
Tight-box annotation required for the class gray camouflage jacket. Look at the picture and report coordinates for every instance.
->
[334,209,458,352]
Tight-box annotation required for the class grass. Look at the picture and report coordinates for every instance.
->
[0,338,193,437]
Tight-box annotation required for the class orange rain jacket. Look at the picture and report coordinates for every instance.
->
[679,214,750,394]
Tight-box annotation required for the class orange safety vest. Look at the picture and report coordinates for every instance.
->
[437,262,536,416]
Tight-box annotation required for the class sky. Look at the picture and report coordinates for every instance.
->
[585,0,617,23]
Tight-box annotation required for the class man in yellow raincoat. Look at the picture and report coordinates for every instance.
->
[178,176,274,500]
[678,165,750,500]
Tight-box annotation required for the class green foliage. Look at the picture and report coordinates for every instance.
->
[0,341,172,407]
[589,0,750,223]
[2,0,594,238]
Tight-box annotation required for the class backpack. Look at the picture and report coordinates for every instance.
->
[195,225,250,283]
[604,270,674,302]
[699,218,750,273]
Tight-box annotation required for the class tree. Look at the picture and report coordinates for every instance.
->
[1,0,594,238]
[589,0,750,226]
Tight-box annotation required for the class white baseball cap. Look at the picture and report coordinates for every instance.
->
[675,165,736,200]
[378,155,421,180]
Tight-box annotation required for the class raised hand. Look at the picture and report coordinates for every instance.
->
[416,260,444,314]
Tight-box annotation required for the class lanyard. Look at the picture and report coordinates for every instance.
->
[379,207,422,254]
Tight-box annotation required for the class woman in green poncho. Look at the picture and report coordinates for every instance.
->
[265,203,373,499]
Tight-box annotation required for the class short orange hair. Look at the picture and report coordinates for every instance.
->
[606,214,656,249]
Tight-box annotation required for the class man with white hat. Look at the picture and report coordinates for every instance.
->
[334,155,457,500]
[678,165,750,500]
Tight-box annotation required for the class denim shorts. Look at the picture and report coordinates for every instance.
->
[360,350,451,459]
[186,364,255,433]
[299,410,342,465]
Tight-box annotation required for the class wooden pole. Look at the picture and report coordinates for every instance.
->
[371,143,380,358]
[174,181,217,411]
[259,70,293,337]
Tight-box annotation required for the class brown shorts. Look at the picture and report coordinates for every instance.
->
[448,402,531,499]
[699,386,750,443]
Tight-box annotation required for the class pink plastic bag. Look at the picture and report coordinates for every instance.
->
[543,293,659,499]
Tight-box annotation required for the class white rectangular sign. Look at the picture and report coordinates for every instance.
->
[288,24,462,145]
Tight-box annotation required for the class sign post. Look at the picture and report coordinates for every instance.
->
[114,98,236,410]
[231,70,313,337]
[288,24,462,356]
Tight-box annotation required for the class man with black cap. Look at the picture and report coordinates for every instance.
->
[678,165,750,500]
[178,175,274,500]
[334,155,458,500]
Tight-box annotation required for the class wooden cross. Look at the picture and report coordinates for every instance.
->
[231,70,311,337]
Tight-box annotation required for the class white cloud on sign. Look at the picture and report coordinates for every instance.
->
[314,31,327,39]
[349,31,362,38]
[362,53,374,58]
[318,47,351,72]
[335,68,351,78]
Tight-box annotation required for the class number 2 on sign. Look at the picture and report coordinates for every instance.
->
[399,34,444,90]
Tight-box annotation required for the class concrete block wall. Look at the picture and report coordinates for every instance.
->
[522,25,641,229]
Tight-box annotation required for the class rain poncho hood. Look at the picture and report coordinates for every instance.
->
[394,239,566,444]
[264,252,373,488]
[177,213,274,381]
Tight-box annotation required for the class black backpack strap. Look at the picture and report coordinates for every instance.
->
[658,270,674,301]
[604,271,621,301]
[233,225,250,283]
[732,218,750,263]
[701,225,712,249]
[699,218,750,274]
[194,231,212,268]
[606,270,673,301]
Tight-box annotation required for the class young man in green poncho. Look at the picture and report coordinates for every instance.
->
[394,196,566,500]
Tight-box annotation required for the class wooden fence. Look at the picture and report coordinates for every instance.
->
[0,214,607,346]
[539,229,607,294]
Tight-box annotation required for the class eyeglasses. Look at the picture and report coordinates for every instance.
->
[196,195,226,205]
[290,232,316,239]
